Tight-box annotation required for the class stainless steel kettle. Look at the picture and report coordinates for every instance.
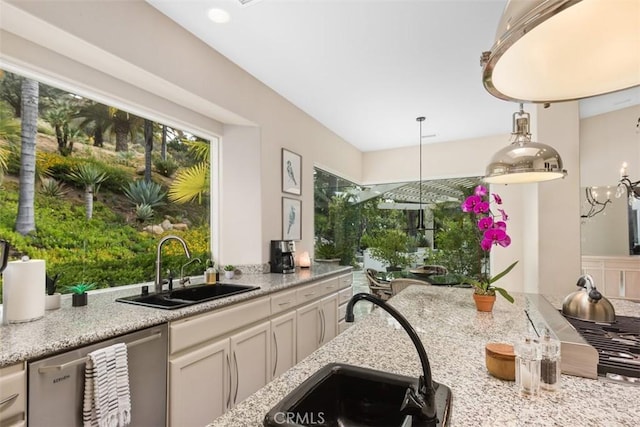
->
[561,274,615,323]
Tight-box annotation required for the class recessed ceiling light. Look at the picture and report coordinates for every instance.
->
[208,8,230,24]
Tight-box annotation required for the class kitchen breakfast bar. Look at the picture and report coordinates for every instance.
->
[209,285,640,427]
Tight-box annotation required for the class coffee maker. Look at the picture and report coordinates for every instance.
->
[270,240,296,274]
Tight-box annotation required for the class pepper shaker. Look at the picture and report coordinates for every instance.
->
[540,329,561,391]
[515,337,541,396]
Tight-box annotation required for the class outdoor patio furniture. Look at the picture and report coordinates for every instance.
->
[364,268,392,301]
[390,278,431,296]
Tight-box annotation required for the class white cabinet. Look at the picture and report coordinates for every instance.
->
[296,300,322,362]
[168,270,353,423]
[296,293,339,362]
[0,362,26,427]
[271,311,296,378]
[319,294,338,345]
[229,321,271,406]
[169,340,230,426]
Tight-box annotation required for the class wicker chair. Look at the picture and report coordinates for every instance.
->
[390,278,431,296]
[364,268,392,301]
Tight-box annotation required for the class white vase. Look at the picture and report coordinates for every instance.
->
[45,293,61,310]
[224,270,234,279]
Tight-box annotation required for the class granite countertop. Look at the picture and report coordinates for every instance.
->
[0,264,351,367]
[209,286,640,427]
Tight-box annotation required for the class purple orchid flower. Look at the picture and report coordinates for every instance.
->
[478,217,493,230]
[474,185,488,197]
[498,208,509,221]
[492,193,502,204]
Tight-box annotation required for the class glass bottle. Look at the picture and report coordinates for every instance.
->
[515,337,541,396]
[205,258,217,284]
[540,329,561,391]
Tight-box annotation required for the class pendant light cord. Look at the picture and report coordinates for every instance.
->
[417,117,425,230]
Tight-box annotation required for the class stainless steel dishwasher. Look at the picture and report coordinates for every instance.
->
[28,324,168,427]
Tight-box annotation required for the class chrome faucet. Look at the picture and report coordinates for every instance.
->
[155,235,191,293]
[346,293,438,423]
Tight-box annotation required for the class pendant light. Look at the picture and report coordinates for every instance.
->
[481,0,640,102]
[417,117,426,230]
[484,104,567,184]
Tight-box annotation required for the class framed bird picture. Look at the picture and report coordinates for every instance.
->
[282,148,302,195]
[282,197,302,241]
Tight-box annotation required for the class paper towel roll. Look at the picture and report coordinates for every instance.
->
[2,258,46,324]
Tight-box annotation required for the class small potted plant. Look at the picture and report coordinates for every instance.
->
[67,282,95,307]
[45,273,62,310]
[223,265,235,280]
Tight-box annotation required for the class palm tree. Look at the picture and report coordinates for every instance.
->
[77,101,110,147]
[144,118,153,182]
[43,98,78,156]
[0,101,19,185]
[68,164,107,220]
[110,108,142,152]
[168,140,210,204]
[15,78,38,235]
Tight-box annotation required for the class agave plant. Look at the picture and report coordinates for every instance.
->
[39,177,68,198]
[135,203,154,223]
[66,282,95,295]
[68,163,107,220]
[123,180,166,208]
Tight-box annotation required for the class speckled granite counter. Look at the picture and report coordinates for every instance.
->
[209,286,640,427]
[0,264,351,367]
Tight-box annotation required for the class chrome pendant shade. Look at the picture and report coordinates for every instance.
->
[484,104,567,184]
[481,0,640,102]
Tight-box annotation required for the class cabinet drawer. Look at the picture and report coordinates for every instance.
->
[170,296,270,354]
[339,273,353,289]
[338,302,348,321]
[296,282,321,304]
[271,288,298,315]
[338,287,353,305]
[0,363,26,424]
[317,277,340,296]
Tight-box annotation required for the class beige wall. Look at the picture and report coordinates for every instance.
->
[0,0,362,263]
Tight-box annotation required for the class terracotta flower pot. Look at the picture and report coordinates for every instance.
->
[473,292,496,312]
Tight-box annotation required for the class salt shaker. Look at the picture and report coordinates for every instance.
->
[540,329,561,391]
[515,337,541,396]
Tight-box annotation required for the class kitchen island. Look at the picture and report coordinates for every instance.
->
[209,285,640,427]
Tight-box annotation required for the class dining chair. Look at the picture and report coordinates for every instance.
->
[364,268,392,301]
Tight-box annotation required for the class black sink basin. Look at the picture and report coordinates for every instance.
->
[264,363,452,427]
[116,283,259,309]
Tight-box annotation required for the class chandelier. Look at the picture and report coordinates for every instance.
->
[581,187,611,219]
[616,162,640,205]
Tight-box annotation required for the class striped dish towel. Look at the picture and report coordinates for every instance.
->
[83,343,132,427]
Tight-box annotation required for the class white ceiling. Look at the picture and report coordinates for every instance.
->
[148,0,640,152]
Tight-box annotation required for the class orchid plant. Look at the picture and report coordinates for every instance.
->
[461,185,517,303]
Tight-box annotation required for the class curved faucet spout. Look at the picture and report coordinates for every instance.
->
[345,292,437,422]
[155,235,191,293]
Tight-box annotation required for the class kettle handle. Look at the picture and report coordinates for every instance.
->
[577,274,602,302]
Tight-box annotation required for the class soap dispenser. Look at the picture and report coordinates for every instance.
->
[205,258,217,284]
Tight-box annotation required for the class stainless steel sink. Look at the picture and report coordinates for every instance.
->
[116,283,259,309]
[263,363,452,427]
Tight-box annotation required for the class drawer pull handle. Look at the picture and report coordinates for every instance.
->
[37,332,162,374]
[304,292,315,297]
[278,301,290,306]
[0,393,18,406]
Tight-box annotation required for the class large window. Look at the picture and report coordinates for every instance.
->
[0,70,216,294]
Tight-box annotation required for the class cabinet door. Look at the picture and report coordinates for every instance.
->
[320,294,338,345]
[169,339,230,427]
[271,311,297,378]
[296,301,321,362]
[230,321,271,406]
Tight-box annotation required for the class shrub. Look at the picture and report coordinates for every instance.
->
[116,150,136,167]
[135,203,154,223]
[123,180,166,208]
[39,178,68,198]
[153,156,179,177]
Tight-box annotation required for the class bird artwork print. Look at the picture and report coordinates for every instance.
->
[286,160,298,186]
[287,205,296,234]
